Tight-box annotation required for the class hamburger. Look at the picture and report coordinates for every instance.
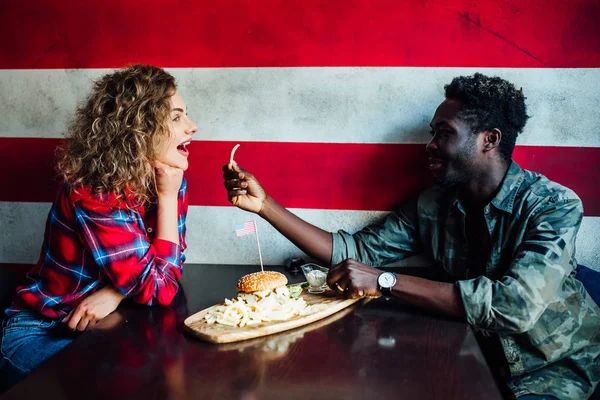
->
[205,271,308,327]
[237,271,289,294]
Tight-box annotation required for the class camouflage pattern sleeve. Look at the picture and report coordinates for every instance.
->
[330,198,422,267]
[457,197,583,333]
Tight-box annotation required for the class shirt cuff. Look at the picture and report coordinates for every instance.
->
[456,277,494,329]
[330,231,349,266]
[153,238,181,266]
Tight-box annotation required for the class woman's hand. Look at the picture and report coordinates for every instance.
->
[327,258,382,299]
[155,160,184,199]
[222,162,267,214]
[62,286,126,331]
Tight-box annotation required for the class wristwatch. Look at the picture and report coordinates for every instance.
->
[377,272,397,300]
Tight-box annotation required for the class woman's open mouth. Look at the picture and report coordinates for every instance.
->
[177,140,191,156]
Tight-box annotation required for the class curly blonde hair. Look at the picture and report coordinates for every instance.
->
[56,64,176,205]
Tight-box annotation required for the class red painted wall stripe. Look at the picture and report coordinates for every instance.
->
[1,138,599,216]
[1,0,599,69]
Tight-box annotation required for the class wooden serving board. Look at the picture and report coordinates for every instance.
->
[184,287,362,343]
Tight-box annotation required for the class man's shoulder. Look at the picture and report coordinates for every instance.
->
[519,168,581,204]
[513,168,584,222]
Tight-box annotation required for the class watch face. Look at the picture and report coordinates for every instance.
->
[378,272,396,288]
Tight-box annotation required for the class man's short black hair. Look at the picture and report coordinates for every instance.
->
[444,73,530,161]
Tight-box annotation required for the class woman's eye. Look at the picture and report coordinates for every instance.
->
[173,115,181,122]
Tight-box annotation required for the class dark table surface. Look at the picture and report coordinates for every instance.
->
[2,264,503,400]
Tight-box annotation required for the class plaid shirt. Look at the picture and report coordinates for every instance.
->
[6,178,188,319]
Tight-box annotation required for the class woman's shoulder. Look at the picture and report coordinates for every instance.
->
[66,184,140,213]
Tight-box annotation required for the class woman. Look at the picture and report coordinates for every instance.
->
[0,64,197,391]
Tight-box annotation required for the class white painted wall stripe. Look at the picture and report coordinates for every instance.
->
[1,68,599,148]
[2,203,598,270]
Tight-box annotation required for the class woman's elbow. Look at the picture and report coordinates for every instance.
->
[133,283,180,306]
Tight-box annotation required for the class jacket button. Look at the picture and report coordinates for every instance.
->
[147,228,153,233]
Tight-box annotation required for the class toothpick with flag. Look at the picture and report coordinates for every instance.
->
[235,220,264,272]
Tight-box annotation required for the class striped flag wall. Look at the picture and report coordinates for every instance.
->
[0,0,599,270]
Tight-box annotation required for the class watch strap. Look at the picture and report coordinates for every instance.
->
[381,285,393,298]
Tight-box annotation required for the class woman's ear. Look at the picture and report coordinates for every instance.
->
[483,128,502,152]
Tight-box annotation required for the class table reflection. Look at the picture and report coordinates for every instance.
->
[1,265,501,400]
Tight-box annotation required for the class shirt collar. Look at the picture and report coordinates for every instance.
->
[490,160,524,213]
[448,160,524,214]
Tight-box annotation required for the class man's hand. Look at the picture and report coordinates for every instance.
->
[62,286,126,332]
[327,258,382,299]
[222,163,267,214]
[155,160,184,199]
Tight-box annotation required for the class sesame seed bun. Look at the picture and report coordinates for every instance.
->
[237,271,288,293]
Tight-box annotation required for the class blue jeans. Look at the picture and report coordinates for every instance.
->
[0,310,73,393]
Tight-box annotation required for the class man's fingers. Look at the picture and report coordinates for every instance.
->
[326,264,345,287]
[335,276,351,294]
[223,179,247,191]
[222,164,237,175]
[344,282,367,299]
[223,170,246,183]
[228,190,248,200]
[222,162,246,175]
[223,159,240,172]
[350,288,365,299]
[231,162,248,174]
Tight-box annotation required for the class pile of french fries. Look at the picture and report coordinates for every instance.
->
[205,286,309,327]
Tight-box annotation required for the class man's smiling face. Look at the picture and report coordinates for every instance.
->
[426,99,482,186]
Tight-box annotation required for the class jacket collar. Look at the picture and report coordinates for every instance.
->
[449,160,524,214]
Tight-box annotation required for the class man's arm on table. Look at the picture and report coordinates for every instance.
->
[328,196,583,330]
[390,198,580,330]
[327,258,466,317]
[392,274,466,317]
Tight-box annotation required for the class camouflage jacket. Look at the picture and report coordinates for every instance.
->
[331,161,600,399]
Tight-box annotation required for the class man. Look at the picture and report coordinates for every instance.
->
[222,73,599,399]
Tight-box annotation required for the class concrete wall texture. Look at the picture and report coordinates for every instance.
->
[0,1,599,272]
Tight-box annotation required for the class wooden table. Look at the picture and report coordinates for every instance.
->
[1,264,503,399]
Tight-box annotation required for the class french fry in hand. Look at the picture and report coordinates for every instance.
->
[229,144,240,169]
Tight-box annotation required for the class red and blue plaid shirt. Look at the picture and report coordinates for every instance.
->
[6,178,188,319]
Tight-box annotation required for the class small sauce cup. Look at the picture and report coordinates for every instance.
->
[300,264,329,294]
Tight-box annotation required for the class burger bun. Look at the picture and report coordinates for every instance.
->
[237,271,288,293]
